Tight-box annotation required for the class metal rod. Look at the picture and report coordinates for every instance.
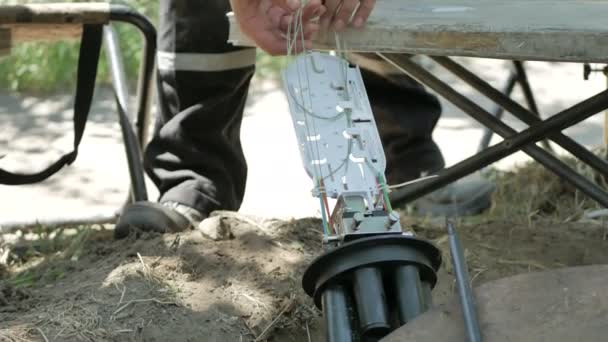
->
[109,5,156,150]
[513,61,554,152]
[478,70,517,152]
[103,25,130,114]
[447,220,482,342]
[513,62,541,117]
[603,66,608,158]
[323,283,355,342]
[103,25,148,202]
[433,56,608,176]
[379,53,608,207]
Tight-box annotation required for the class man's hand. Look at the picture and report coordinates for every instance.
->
[230,0,325,56]
[321,0,376,31]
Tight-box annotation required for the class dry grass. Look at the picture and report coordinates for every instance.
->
[253,295,296,342]
[34,303,108,341]
[0,326,33,342]
[488,149,607,224]
[1,227,183,342]
[5,261,182,342]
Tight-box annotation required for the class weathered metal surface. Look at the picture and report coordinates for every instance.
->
[0,3,110,47]
[228,1,608,63]
[0,3,110,25]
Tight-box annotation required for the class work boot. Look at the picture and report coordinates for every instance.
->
[390,174,495,217]
[114,201,205,239]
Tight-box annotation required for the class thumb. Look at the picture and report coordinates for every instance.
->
[270,0,301,11]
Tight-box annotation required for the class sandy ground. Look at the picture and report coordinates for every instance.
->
[1,211,607,341]
[0,58,607,225]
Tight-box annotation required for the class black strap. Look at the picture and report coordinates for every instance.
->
[0,24,103,185]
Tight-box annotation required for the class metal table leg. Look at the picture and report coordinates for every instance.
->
[434,56,608,176]
[106,5,157,203]
[103,25,148,202]
[379,53,608,207]
[478,67,517,152]
[478,61,553,153]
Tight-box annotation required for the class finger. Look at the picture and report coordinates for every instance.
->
[269,6,290,28]
[333,0,358,31]
[302,23,320,39]
[259,31,289,56]
[314,5,328,20]
[289,39,312,54]
[282,27,314,54]
[301,0,324,19]
[321,0,342,30]
[280,15,320,35]
[279,14,294,32]
[282,24,318,53]
[279,6,324,35]
[270,0,301,11]
[352,0,375,28]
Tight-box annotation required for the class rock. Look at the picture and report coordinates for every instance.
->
[198,216,234,241]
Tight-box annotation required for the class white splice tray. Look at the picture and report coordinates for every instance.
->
[283,52,386,206]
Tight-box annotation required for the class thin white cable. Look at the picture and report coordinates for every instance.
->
[387,175,440,190]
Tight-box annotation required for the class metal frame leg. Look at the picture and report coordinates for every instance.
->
[0,5,156,231]
[103,25,148,202]
[378,53,608,207]
[434,56,608,176]
[107,5,157,203]
[478,61,553,153]
[513,61,554,152]
[478,68,517,152]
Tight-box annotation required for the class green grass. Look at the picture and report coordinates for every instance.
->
[0,0,284,92]
[0,0,156,92]
[4,226,93,288]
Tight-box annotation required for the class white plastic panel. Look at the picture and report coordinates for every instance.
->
[283,52,386,204]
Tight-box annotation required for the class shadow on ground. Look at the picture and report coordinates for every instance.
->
[0,214,325,342]
[2,207,608,341]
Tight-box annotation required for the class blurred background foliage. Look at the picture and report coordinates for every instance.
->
[0,0,284,93]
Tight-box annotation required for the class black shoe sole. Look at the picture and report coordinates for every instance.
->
[415,184,494,217]
[114,202,191,240]
[390,182,496,217]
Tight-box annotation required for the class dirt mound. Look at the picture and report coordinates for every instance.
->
[0,214,325,342]
[1,211,608,341]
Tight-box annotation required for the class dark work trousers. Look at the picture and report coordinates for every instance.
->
[145,0,445,216]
